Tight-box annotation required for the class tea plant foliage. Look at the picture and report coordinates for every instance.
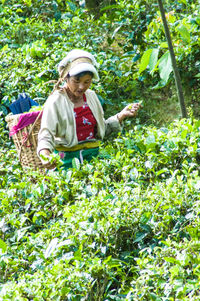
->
[1,0,200,300]
[1,117,200,300]
[0,0,199,120]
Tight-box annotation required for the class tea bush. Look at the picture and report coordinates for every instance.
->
[1,118,200,300]
[1,0,199,124]
[1,0,200,299]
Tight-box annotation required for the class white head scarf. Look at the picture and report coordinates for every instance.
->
[58,49,99,81]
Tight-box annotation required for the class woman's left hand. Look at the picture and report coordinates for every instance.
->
[117,102,142,123]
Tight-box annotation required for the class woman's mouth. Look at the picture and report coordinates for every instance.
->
[76,90,84,95]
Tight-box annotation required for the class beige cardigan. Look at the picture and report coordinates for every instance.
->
[37,89,121,155]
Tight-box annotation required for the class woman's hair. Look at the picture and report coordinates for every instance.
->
[66,71,94,80]
[51,71,94,94]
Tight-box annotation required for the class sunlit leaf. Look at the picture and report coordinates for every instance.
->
[177,24,191,42]
[139,49,153,74]
[44,238,58,258]
[158,51,173,83]
[0,239,7,253]
[149,48,159,73]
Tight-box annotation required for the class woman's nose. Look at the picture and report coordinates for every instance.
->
[78,83,84,90]
[78,83,85,90]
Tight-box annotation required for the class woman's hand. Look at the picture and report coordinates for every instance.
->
[39,149,57,169]
[117,102,142,123]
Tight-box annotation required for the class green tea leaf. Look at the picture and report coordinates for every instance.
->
[0,239,7,253]
[72,157,80,170]
[177,24,190,42]
[44,238,58,259]
[133,232,148,243]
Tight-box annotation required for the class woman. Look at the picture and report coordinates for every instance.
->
[37,49,141,169]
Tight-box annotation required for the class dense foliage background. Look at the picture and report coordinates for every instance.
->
[0,0,200,300]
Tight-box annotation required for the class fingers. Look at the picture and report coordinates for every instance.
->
[124,103,141,118]
[41,161,57,170]
[128,103,141,114]
[40,156,51,165]
[129,103,141,110]
[40,156,57,170]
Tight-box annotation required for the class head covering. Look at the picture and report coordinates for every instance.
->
[58,49,99,81]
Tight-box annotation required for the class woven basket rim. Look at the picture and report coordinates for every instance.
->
[5,111,42,123]
[5,113,21,122]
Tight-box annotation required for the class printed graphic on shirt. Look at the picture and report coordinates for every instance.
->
[82,116,92,126]
[86,132,94,140]
[82,103,89,109]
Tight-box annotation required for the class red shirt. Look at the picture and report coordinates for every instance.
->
[74,94,97,142]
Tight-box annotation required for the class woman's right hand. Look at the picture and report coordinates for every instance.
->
[39,149,57,169]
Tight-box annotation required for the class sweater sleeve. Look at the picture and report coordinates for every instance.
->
[104,114,122,137]
[37,95,59,155]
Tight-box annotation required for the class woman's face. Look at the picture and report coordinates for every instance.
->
[66,74,92,98]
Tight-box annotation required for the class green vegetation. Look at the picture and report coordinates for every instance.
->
[1,0,199,123]
[1,117,200,300]
[0,0,200,300]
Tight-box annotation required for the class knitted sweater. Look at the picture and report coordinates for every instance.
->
[37,89,121,155]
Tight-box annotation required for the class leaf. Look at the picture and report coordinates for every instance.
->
[151,79,168,89]
[130,167,139,179]
[72,157,80,170]
[177,24,190,42]
[112,25,122,39]
[100,4,121,12]
[145,160,153,169]
[57,239,74,248]
[146,134,156,145]
[133,232,148,243]
[160,42,168,48]
[149,48,159,73]
[156,168,168,176]
[169,265,180,277]
[68,2,77,12]
[145,134,157,150]
[139,49,153,74]
[64,170,72,183]
[0,239,7,253]
[164,256,178,264]
[116,151,121,160]
[149,293,162,301]
[44,238,58,259]
[158,51,173,83]
[179,0,187,4]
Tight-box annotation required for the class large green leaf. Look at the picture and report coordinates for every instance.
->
[139,49,153,74]
[138,48,159,75]
[158,51,173,83]
[149,48,159,73]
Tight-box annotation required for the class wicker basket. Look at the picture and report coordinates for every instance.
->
[5,111,45,172]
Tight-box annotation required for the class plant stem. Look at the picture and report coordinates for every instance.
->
[157,0,187,118]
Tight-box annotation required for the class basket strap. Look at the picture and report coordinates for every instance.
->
[19,110,43,161]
